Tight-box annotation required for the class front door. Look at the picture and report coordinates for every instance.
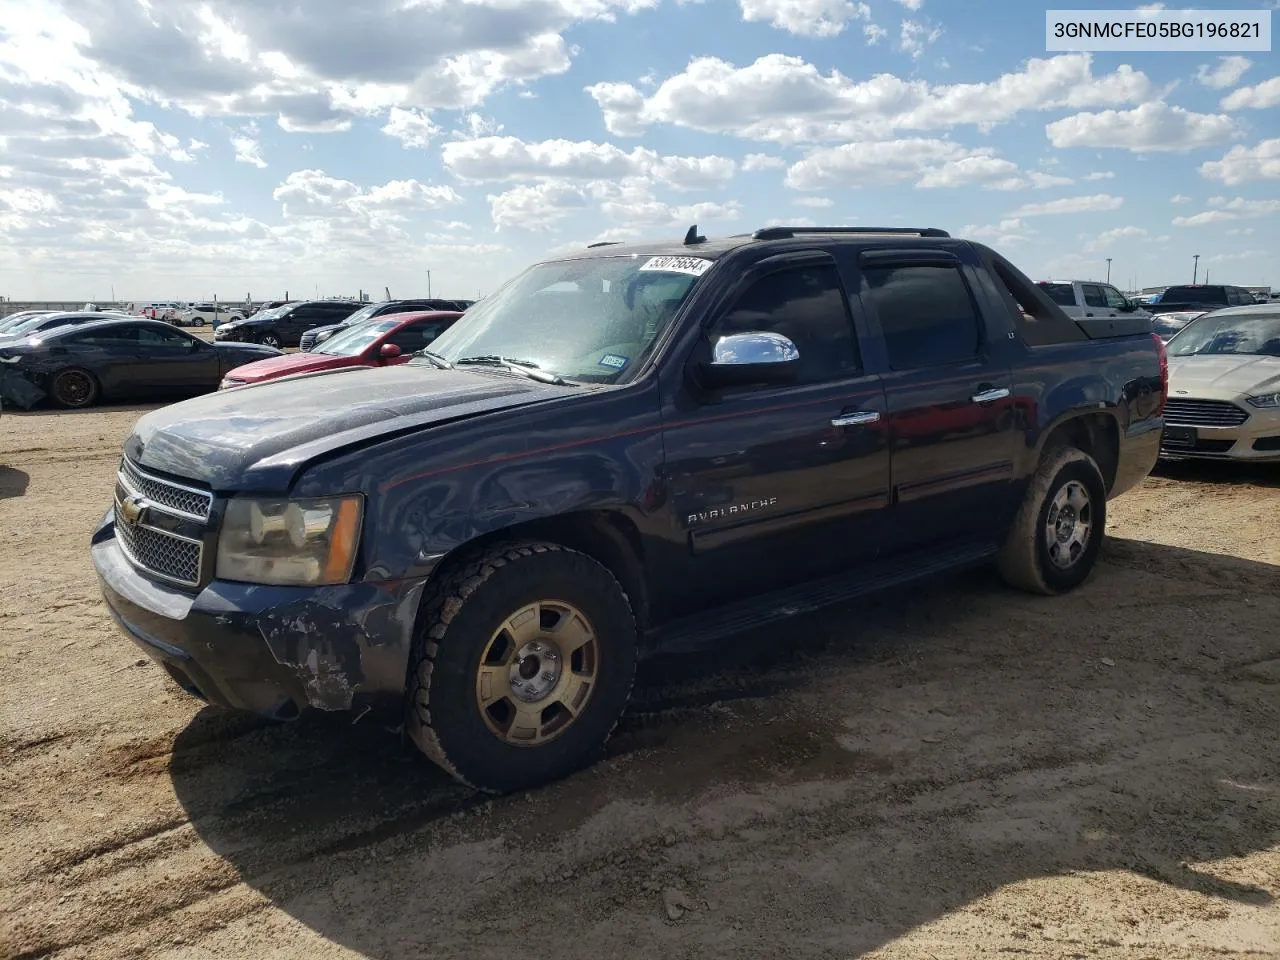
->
[133,325,219,392]
[660,254,891,615]
[856,253,1021,555]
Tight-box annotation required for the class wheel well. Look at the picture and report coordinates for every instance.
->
[1041,413,1120,492]
[444,511,650,629]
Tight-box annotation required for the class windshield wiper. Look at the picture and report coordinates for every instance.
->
[454,355,575,385]
[415,349,453,369]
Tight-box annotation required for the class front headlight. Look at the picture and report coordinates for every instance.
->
[216,495,363,586]
[1246,393,1280,409]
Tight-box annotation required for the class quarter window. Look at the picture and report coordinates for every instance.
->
[711,265,859,384]
[862,263,982,369]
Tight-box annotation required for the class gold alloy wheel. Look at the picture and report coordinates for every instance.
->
[474,600,600,745]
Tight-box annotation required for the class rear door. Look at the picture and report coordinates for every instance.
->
[855,248,1021,555]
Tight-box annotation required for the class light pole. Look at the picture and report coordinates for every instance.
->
[427,270,432,299]
[1193,254,1200,284]
[1105,258,1112,284]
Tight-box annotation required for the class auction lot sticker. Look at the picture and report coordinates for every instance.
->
[1046,9,1271,51]
[638,256,714,276]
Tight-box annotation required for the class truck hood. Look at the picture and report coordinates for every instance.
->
[125,364,573,492]
[223,351,361,383]
[1168,354,1280,397]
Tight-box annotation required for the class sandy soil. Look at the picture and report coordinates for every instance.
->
[1,405,1277,960]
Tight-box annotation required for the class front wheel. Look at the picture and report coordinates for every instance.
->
[405,541,638,793]
[259,334,281,349]
[997,445,1107,595]
[50,367,100,409]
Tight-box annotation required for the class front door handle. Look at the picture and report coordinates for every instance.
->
[831,411,880,427]
[971,387,1011,404]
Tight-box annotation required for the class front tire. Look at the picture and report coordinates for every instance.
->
[50,367,100,409]
[260,333,281,349]
[405,541,638,793]
[997,445,1107,595]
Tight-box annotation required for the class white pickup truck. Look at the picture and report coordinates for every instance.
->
[1036,280,1152,322]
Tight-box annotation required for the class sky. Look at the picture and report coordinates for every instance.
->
[0,0,1276,302]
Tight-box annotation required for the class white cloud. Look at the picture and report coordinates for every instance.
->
[895,0,925,8]
[738,0,872,38]
[230,125,267,168]
[1045,102,1239,152]
[441,136,737,189]
[1171,193,1191,203]
[274,170,461,221]
[742,153,786,171]
[1195,56,1251,90]
[1084,170,1114,180]
[960,218,1030,245]
[794,196,834,207]
[1221,76,1280,110]
[864,23,887,43]
[587,53,1154,144]
[899,19,942,59]
[593,177,742,227]
[1084,225,1146,253]
[1199,139,1280,185]
[1172,196,1280,227]
[784,139,1049,191]
[1010,194,1124,216]
[488,181,589,230]
[382,108,439,148]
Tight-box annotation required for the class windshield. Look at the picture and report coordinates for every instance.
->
[1163,286,1225,304]
[6,314,70,334]
[1168,312,1280,357]
[422,255,707,383]
[250,306,286,322]
[315,319,400,356]
[337,303,386,325]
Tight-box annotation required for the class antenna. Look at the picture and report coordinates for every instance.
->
[683,224,706,245]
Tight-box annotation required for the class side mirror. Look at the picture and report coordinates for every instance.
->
[699,331,800,387]
[379,343,402,360]
[1118,301,1136,313]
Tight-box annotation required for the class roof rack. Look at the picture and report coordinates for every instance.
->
[586,241,622,248]
[752,226,950,240]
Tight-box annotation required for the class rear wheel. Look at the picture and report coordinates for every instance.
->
[50,368,100,409]
[260,333,281,349]
[997,445,1107,595]
[405,541,638,793]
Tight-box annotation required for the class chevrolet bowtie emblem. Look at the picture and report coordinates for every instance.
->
[120,494,147,526]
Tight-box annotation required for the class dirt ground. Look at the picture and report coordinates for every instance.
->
[1,405,1277,960]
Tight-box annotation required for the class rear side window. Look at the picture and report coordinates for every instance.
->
[1164,286,1224,304]
[862,264,981,369]
[1037,282,1075,306]
[387,321,452,353]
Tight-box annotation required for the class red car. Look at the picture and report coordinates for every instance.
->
[217,310,461,389]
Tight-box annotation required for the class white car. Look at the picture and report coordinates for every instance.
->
[180,302,246,327]
[1036,279,1151,322]
[1160,303,1280,462]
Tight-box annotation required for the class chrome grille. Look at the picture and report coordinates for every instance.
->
[115,458,211,587]
[119,458,212,520]
[114,508,202,587]
[1163,398,1249,428]
[299,330,320,351]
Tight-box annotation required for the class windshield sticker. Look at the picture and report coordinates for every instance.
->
[638,256,713,277]
[598,354,628,369]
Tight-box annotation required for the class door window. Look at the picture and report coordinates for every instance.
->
[710,264,859,384]
[137,326,196,347]
[1102,285,1129,310]
[1081,285,1108,308]
[387,320,451,353]
[862,263,982,369]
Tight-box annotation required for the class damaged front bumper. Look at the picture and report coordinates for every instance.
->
[90,510,427,720]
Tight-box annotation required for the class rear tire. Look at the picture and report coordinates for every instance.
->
[997,445,1107,595]
[260,334,281,349]
[50,367,100,409]
[405,541,638,793]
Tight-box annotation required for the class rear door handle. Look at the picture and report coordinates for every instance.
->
[831,411,880,427]
[971,387,1010,403]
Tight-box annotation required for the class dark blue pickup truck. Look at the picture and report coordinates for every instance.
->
[92,225,1167,792]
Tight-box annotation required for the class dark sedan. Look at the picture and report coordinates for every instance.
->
[0,318,281,409]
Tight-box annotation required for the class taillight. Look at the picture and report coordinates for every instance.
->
[1152,331,1168,415]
